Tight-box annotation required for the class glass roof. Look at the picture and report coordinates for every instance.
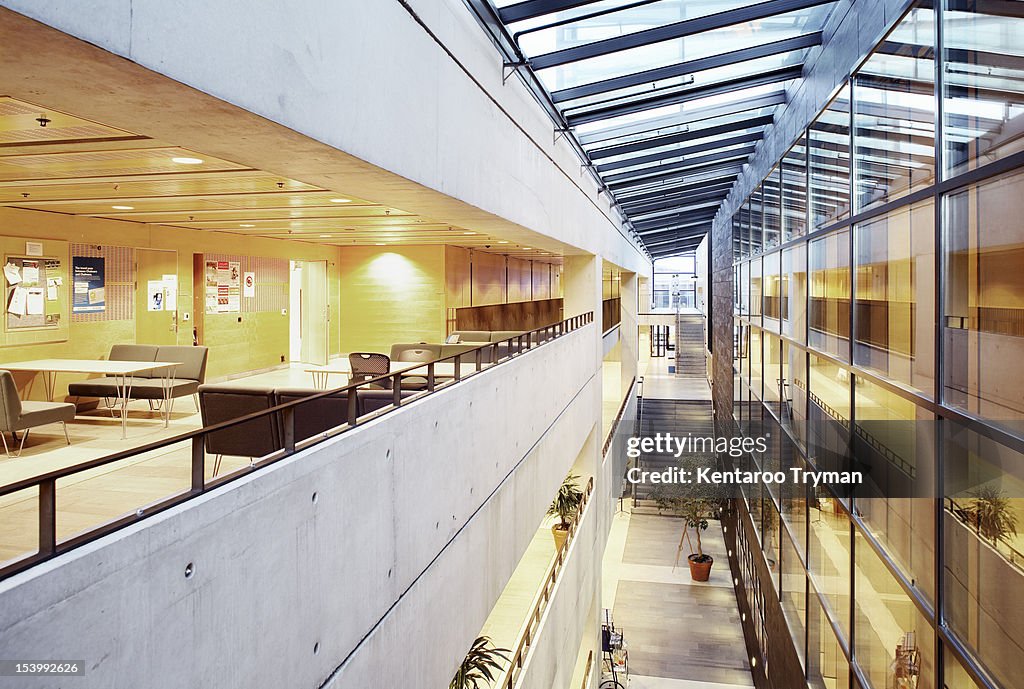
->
[478,0,842,256]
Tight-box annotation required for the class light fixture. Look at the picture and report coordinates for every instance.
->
[375,242,386,246]
[498,240,509,244]
[240,224,256,228]
[522,247,532,250]
[330,198,350,203]
[319,234,331,238]
[463,232,476,235]
[171,156,204,165]
[750,657,757,668]
[111,205,134,210]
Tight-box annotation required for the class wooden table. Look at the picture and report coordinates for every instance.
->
[305,361,481,390]
[2,359,182,438]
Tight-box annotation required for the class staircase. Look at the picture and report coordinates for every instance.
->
[674,314,706,378]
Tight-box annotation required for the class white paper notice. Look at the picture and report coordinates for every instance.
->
[243,271,255,298]
[26,288,44,315]
[8,286,27,315]
[46,279,58,301]
[25,242,43,257]
[4,262,21,285]
[148,280,164,311]
[22,262,39,285]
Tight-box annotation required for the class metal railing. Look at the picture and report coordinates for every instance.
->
[602,375,636,457]
[579,651,593,689]
[499,475,595,689]
[0,312,595,581]
[946,496,1024,574]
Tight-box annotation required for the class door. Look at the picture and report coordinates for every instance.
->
[300,259,329,365]
[136,249,178,345]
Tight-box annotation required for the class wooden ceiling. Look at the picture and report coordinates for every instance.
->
[0,96,557,259]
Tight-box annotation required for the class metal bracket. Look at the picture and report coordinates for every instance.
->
[502,60,529,84]
[553,126,571,145]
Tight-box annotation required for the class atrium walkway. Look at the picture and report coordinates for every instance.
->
[604,316,752,689]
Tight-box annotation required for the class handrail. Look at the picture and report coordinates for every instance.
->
[580,650,594,689]
[945,496,1024,574]
[0,312,595,581]
[602,376,636,456]
[499,475,595,689]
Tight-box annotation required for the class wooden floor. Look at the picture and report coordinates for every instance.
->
[0,362,338,566]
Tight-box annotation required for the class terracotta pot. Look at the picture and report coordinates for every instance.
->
[688,554,713,582]
[551,524,570,551]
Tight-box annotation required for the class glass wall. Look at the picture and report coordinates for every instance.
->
[728,3,1024,687]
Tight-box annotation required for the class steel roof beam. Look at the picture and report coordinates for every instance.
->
[566,65,801,127]
[602,147,754,184]
[592,114,770,162]
[608,163,745,192]
[530,0,834,70]
[551,32,821,103]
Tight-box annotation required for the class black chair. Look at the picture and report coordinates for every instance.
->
[276,388,352,442]
[349,352,391,390]
[198,384,283,476]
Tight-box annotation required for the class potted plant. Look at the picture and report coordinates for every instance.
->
[548,473,584,551]
[450,636,510,689]
[678,493,719,581]
[960,486,1020,545]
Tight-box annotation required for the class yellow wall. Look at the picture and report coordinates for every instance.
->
[472,251,506,306]
[338,245,447,353]
[0,207,341,397]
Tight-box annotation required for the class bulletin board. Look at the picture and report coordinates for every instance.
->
[4,255,63,331]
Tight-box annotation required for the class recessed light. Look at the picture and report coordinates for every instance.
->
[463,231,476,235]
[320,234,331,238]
[375,242,386,246]
[240,224,255,228]
[498,240,509,244]
[522,247,531,250]
[330,198,350,203]
[111,205,134,210]
[171,157,204,165]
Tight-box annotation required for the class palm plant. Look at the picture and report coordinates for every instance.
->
[548,473,584,531]
[962,486,1020,545]
[450,636,510,689]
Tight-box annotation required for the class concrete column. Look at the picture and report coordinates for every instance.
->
[620,271,638,394]
[564,253,603,367]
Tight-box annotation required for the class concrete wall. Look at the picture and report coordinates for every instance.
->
[0,324,601,689]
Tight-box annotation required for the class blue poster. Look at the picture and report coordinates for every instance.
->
[72,256,105,313]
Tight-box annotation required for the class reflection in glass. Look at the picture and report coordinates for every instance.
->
[764,168,782,250]
[810,85,852,230]
[810,230,851,360]
[854,531,935,689]
[808,576,851,688]
[780,528,807,668]
[783,244,807,344]
[853,5,936,212]
[763,251,781,330]
[943,0,1024,176]
[943,169,1024,435]
[782,136,808,241]
[854,200,935,396]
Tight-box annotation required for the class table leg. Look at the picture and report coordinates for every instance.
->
[43,371,55,402]
[161,367,177,428]
[115,373,132,440]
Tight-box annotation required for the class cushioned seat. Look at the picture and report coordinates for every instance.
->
[68,377,200,399]
[449,330,491,343]
[68,344,208,411]
[16,400,76,431]
[198,384,282,475]
[276,388,352,442]
[0,370,74,456]
[357,388,419,415]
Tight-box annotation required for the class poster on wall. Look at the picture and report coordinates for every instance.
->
[243,271,255,298]
[72,256,105,314]
[204,260,242,314]
[148,280,165,311]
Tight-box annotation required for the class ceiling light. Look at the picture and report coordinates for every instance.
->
[330,198,350,203]
[498,240,509,244]
[240,223,255,228]
[319,234,331,238]
[522,247,531,250]
[463,231,476,235]
[171,156,204,165]
[111,205,134,210]
[375,242,386,246]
